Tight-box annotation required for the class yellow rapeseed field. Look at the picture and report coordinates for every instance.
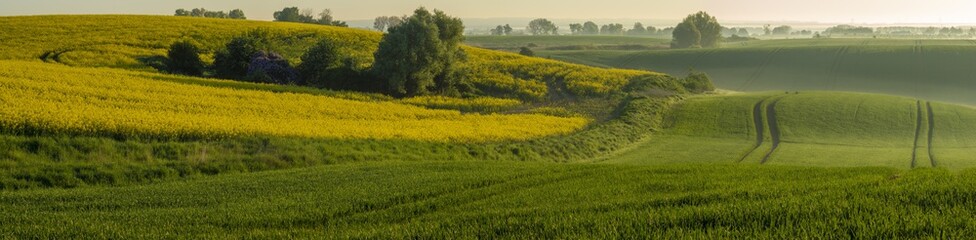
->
[0,61,588,142]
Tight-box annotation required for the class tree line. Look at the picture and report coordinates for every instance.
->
[167,7,468,98]
[174,8,246,19]
[272,7,347,26]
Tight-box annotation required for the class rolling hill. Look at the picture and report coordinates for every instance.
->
[4,15,976,238]
[608,91,976,169]
[537,38,976,105]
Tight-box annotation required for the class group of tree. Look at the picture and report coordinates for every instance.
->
[174,8,245,19]
[167,7,470,97]
[373,16,405,32]
[721,27,750,37]
[527,18,559,35]
[671,11,723,49]
[273,7,347,27]
[824,25,874,36]
[490,24,514,36]
[568,21,669,36]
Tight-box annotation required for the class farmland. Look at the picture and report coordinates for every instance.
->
[3,12,976,238]
[535,38,976,105]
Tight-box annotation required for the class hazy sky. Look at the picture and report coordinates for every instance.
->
[2,0,976,24]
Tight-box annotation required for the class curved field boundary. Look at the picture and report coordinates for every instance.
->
[911,100,923,167]
[760,98,784,164]
[738,97,772,162]
[927,102,937,167]
[739,48,782,91]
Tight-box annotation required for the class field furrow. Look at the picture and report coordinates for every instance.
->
[912,100,923,167]
[927,102,937,167]
[760,98,783,164]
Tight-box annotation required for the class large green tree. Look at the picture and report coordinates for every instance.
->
[371,8,470,97]
[671,11,723,49]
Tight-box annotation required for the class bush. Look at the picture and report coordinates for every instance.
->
[213,29,277,79]
[245,51,298,84]
[166,40,204,76]
[680,70,715,93]
[518,47,535,57]
[298,39,374,91]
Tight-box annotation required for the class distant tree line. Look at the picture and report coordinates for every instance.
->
[373,16,405,32]
[527,18,559,35]
[490,24,514,36]
[273,7,347,27]
[568,21,671,36]
[167,7,470,98]
[174,8,246,19]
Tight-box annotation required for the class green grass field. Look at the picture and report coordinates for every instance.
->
[538,38,976,105]
[608,92,976,169]
[4,15,976,238]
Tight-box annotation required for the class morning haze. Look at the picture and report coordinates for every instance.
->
[3,0,976,24]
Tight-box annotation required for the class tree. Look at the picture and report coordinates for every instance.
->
[246,51,298,84]
[213,29,277,79]
[374,16,404,32]
[372,8,470,97]
[582,21,599,35]
[503,24,513,35]
[527,18,558,35]
[646,26,659,35]
[569,23,583,34]
[671,21,701,48]
[167,40,204,76]
[763,24,772,35]
[190,8,206,17]
[628,22,647,35]
[229,9,246,19]
[273,7,302,22]
[600,23,624,35]
[518,47,535,57]
[491,25,506,36]
[318,9,347,26]
[737,28,749,36]
[671,11,722,49]
[299,39,371,90]
[772,25,792,35]
[175,9,189,16]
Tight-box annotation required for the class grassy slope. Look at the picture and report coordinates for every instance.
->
[609,92,976,169]
[537,38,976,105]
[4,160,976,238]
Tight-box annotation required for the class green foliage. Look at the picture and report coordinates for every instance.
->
[166,40,204,76]
[372,8,471,97]
[518,47,535,56]
[671,11,723,49]
[212,29,278,79]
[298,38,373,91]
[527,18,559,35]
[679,70,715,93]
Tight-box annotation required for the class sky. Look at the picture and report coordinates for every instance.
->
[3,0,976,24]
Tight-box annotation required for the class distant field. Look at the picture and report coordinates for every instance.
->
[538,38,976,105]
[466,35,670,51]
[608,92,976,169]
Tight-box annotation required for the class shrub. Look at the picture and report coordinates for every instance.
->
[298,39,373,91]
[213,29,277,79]
[680,70,715,93]
[518,47,535,57]
[166,40,204,76]
[245,51,298,84]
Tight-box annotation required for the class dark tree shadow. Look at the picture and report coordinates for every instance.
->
[138,55,170,73]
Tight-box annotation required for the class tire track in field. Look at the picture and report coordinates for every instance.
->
[738,97,772,162]
[738,48,782,91]
[689,49,717,70]
[927,102,937,167]
[911,100,923,168]
[826,45,850,91]
[760,98,783,164]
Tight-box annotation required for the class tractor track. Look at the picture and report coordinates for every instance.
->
[927,102,937,167]
[760,98,783,164]
[739,48,782,91]
[911,100,923,167]
[826,45,850,91]
[738,97,770,162]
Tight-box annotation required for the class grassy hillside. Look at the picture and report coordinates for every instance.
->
[4,160,976,238]
[608,92,976,169]
[538,38,976,105]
